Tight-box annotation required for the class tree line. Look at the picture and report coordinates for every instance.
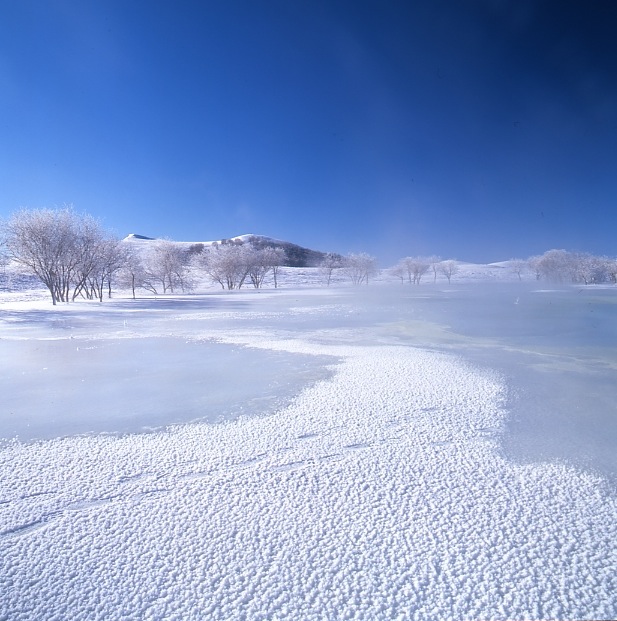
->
[1,208,615,304]
[389,256,459,285]
[0,208,293,303]
[525,249,617,284]
[0,208,377,303]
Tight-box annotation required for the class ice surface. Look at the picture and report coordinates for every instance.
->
[1,283,616,620]
[0,336,334,441]
[367,283,617,481]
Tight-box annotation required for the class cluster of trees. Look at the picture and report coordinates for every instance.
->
[390,256,459,284]
[122,240,193,297]
[317,252,377,286]
[192,243,286,290]
[1,208,127,304]
[119,241,288,297]
[3,208,616,304]
[0,208,290,303]
[527,250,617,284]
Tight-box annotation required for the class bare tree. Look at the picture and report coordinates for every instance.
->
[263,246,286,289]
[199,243,250,290]
[509,259,527,281]
[439,260,459,284]
[528,255,542,280]
[389,262,406,284]
[342,252,378,285]
[1,207,115,304]
[396,256,430,285]
[319,253,343,286]
[429,255,441,282]
[242,246,286,289]
[118,249,147,299]
[142,240,193,294]
[533,249,571,282]
[71,224,125,302]
[247,247,272,289]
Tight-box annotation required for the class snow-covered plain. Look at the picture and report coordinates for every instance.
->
[1,269,616,620]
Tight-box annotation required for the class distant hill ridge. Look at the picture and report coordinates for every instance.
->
[123,233,333,268]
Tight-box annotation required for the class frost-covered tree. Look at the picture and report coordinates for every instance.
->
[342,252,378,285]
[262,246,286,289]
[439,260,459,284]
[202,244,285,290]
[396,256,430,285]
[100,240,130,299]
[246,247,272,289]
[3,207,77,304]
[198,243,251,290]
[118,249,148,299]
[389,262,407,284]
[319,253,343,286]
[0,245,10,289]
[429,255,441,282]
[395,257,413,284]
[1,206,120,305]
[528,255,542,280]
[509,259,527,281]
[142,240,193,294]
[607,258,617,284]
[71,227,126,302]
[571,253,612,285]
[0,245,9,275]
[533,249,571,282]
[527,250,615,285]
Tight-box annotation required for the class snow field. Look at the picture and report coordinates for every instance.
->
[1,337,616,620]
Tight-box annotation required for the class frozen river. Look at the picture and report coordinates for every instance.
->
[1,282,616,481]
[1,283,616,620]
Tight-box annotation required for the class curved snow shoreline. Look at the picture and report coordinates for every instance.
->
[1,337,616,620]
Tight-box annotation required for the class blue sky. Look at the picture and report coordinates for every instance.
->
[1,1,616,264]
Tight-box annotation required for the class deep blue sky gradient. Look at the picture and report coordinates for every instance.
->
[1,0,616,263]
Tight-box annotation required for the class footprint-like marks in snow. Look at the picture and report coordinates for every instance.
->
[1,512,61,539]
[19,490,57,501]
[476,426,501,438]
[343,442,371,451]
[229,454,268,470]
[64,495,120,512]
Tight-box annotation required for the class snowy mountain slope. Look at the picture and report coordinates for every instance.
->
[122,233,332,267]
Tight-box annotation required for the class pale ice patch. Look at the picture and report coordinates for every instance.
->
[0,336,334,441]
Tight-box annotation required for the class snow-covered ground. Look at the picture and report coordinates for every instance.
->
[1,270,616,620]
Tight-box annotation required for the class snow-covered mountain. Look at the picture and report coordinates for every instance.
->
[122,233,333,268]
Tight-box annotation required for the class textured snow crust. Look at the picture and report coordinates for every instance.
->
[1,332,616,620]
